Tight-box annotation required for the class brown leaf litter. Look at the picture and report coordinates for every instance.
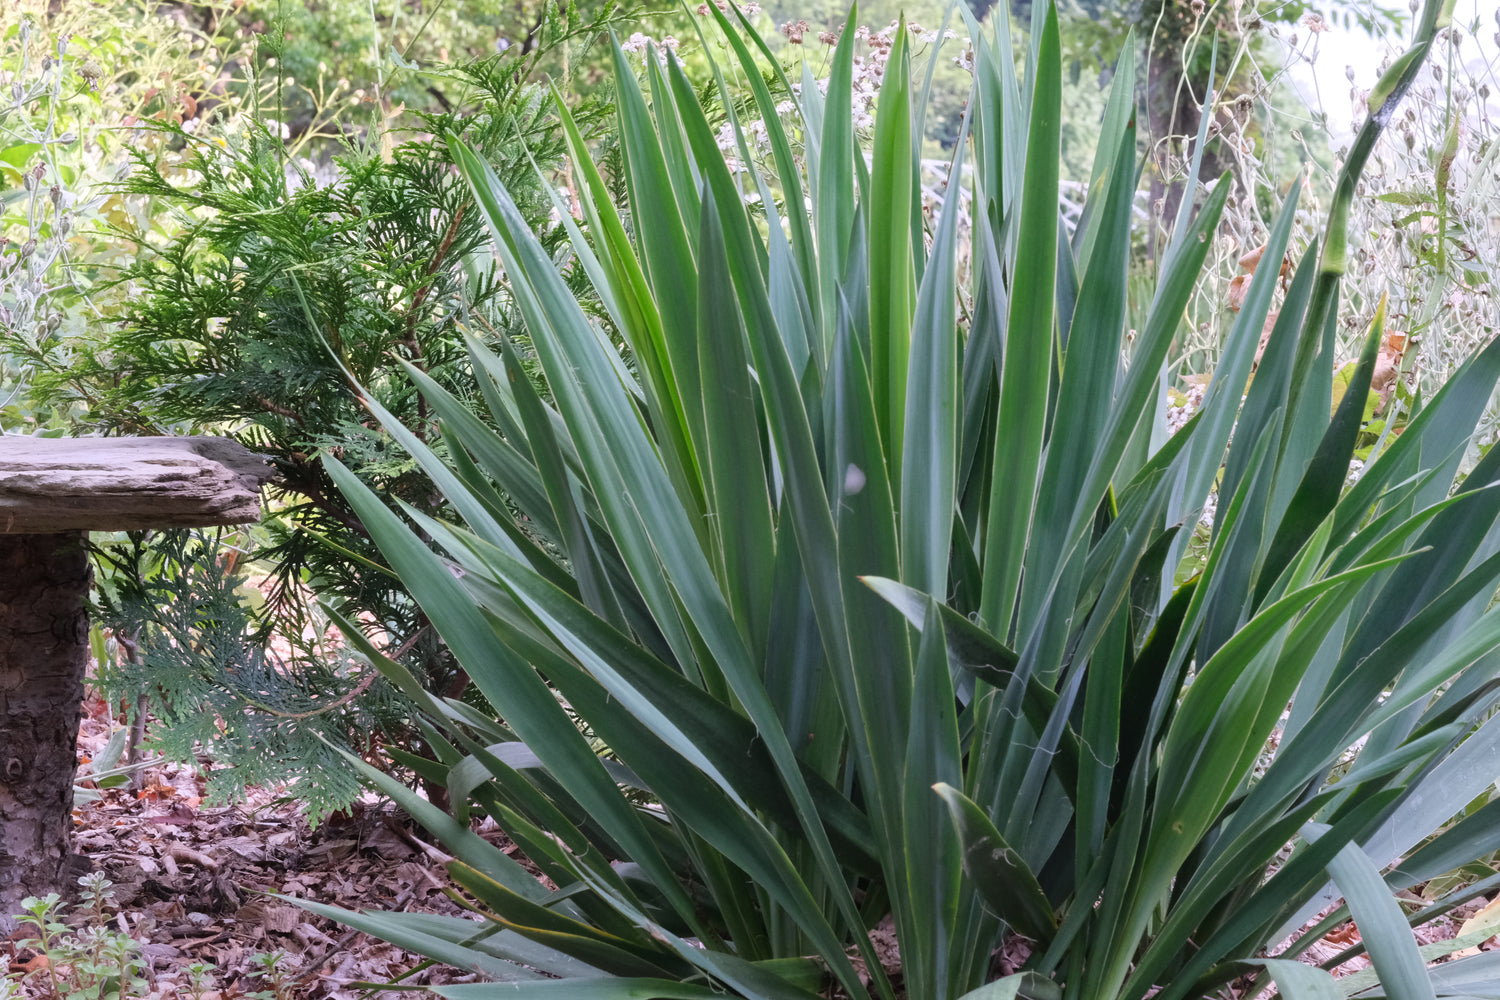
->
[2,694,512,998]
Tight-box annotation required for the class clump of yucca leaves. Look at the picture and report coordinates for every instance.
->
[300,0,1500,997]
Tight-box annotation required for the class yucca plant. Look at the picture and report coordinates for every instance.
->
[299,0,1500,996]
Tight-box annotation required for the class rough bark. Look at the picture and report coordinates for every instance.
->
[0,532,89,917]
[0,436,270,917]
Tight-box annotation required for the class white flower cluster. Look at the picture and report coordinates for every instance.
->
[1197,493,1218,529]
[1166,382,1205,434]
[619,33,679,64]
[695,0,760,14]
[1166,383,1220,529]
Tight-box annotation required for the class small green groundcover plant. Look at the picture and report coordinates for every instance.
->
[11,875,147,1000]
[5,879,294,1000]
[290,0,1500,996]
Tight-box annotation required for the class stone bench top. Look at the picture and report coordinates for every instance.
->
[0,436,273,533]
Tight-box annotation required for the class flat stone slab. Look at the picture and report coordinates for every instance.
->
[0,436,272,533]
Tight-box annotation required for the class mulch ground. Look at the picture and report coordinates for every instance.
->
[3,693,499,999]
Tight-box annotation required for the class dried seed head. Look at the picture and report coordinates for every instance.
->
[1233,93,1254,124]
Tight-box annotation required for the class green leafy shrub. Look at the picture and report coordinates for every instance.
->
[240,0,639,131]
[293,0,1500,997]
[90,528,378,822]
[17,10,629,818]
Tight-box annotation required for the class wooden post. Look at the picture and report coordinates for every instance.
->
[0,437,271,916]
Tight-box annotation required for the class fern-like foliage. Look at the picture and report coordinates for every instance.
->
[33,10,625,815]
[91,530,390,824]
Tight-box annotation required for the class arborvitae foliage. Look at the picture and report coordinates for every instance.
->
[91,530,379,824]
[38,9,625,817]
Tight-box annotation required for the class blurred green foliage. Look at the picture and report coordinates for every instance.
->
[0,0,251,432]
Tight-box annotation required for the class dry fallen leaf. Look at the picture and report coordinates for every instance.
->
[1372,331,1410,408]
[167,844,222,871]
[1227,273,1249,312]
[261,904,301,935]
[1453,894,1500,959]
[1326,922,1362,946]
[137,781,177,802]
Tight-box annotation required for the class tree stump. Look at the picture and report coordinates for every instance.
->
[0,436,271,918]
